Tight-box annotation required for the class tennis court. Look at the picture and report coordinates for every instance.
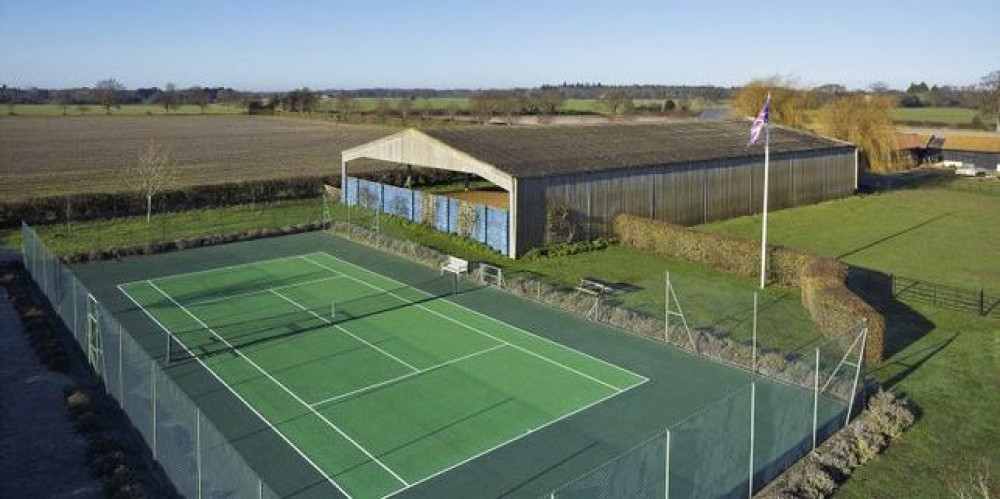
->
[117,251,647,499]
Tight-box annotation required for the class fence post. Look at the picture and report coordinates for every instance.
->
[119,323,124,402]
[151,360,157,458]
[748,383,756,498]
[664,429,671,499]
[196,408,202,499]
[812,347,820,451]
[980,289,985,316]
[752,292,758,373]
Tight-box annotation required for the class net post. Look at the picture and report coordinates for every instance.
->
[813,347,820,450]
[664,429,671,499]
[748,382,756,498]
[752,291,758,373]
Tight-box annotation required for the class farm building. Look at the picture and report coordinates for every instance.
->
[926,135,1000,169]
[341,122,857,257]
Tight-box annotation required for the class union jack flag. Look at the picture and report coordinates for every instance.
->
[748,94,770,146]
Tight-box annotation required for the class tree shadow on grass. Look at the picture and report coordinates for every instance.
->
[837,211,953,260]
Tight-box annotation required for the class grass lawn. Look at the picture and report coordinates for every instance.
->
[701,188,1000,290]
[891,107,981,125]
[1,198,325,255]
[703,187,1000,496]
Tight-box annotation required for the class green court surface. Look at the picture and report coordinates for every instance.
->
[118,252,646,498]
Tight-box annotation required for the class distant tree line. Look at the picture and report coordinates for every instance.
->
[0,80,249,115]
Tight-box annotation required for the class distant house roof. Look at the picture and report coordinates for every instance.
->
[895,133,931,150]
[421,121,853,178]
[940,135,1000,153]
[698,108,729,121]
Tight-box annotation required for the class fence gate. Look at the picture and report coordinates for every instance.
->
[85,294,104,372]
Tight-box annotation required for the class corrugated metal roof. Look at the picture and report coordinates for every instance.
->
[423,121,852,178]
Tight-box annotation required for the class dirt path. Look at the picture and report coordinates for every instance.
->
[0,288,101,499]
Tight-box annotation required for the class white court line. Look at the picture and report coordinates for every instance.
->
[116,283,353,498]
[119,253,314,287]
[186,274,347,307]
[267,288,419,372]
[308,252,649,386]
[381,376,645,499]
[144,280,410,487]
[300,255,628,393]
[310,343,506,408]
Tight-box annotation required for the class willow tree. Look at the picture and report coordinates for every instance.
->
[815,95,900,172]
[732,77,807,128]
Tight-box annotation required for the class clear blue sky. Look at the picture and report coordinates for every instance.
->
[1,0,997,91]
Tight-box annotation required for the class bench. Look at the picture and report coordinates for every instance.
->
[575,278,616,318]
[575,278,616,297]
[441,256,469,276]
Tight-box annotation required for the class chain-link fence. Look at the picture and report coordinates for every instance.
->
[21,223,280,499]
[546,338,864,499]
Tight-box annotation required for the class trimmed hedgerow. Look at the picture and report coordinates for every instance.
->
[611,214,885,363]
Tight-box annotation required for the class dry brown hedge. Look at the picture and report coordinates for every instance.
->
[612,214,884,363]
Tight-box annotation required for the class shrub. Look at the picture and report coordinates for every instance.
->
[760,389,915,498]
[65,388,91,415]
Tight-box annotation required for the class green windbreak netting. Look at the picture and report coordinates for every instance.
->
[552,432,667,499]
[20,223,274,498]
[668,384,753,498]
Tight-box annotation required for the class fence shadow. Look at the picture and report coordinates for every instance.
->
[847,267,936,361]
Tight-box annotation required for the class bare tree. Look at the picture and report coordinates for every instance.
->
[397,98,412,122]
[335,93,357,120]
[185,86,210,114]
[599,90,632,116]
[497,91,524,125]
[124,140,174,222]
[374,98,391,122]
[54,89,74,116]
[0,84,12,115]
[980,70,1000,132]
[157,83,179,112]
[94,78,124,114]
[536,89,565,117]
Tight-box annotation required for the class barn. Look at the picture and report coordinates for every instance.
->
[341,122,857,257]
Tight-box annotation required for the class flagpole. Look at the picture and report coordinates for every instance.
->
[759,93,771,290]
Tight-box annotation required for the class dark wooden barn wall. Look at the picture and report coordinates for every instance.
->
[515,148,855,255]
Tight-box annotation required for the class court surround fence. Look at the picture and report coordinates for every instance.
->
[321,220,871,499]
[344,176,510,256]
[21,223,281,499]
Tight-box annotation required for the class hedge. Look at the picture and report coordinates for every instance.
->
[612,214,885,363]
[0,166,469,230]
